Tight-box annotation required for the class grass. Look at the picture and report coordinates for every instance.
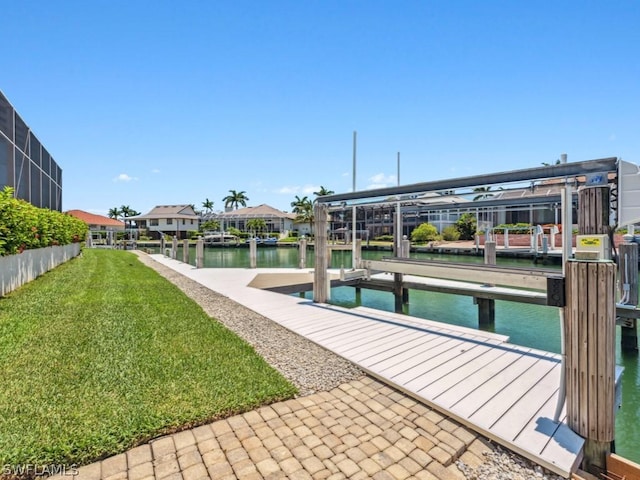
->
[0,249,297,467]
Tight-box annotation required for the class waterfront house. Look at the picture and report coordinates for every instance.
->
[129,205,200,240]
[212,204,298,237]
[67,209,125,232]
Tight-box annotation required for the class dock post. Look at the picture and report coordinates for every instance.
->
[618,241,638,352]
[313,203,330,303]
[195,237,204,269]
[298,237,307,269]
[354,239,362,269]
[249,238,257,269]
[478,240,496,328]
[402,237,410,304]
[564,260,616,475]
[182,239,189,264]
[394,236,410,312]
[171,236,178,260]
[160,235,165,253]
[578,186,611,236]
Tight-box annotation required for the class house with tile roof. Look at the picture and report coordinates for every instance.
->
[128,205,200,240]
[212,204,302,237]
[67,209,125,231]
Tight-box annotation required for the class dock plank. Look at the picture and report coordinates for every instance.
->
[147,259,585,477]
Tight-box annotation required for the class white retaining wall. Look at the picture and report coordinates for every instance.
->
[0,244,81,297]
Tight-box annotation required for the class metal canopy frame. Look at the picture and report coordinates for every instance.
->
[315,157,618,207]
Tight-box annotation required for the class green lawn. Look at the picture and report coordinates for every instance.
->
[0,249,297,467]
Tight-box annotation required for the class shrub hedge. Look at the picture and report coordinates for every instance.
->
[0,186,88,256]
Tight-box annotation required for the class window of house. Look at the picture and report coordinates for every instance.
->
[166,219,173,225]
[150,219,159,226]
[182,219,185,225]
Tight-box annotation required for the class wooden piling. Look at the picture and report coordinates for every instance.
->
[298,237,307,269]
[564,260,616,475]
[618,241,638,352]
[578,187,610,235]
[313,203,329,303]
[394,236,410,313]
[479,240,496,327]
[182,239,189,264]
[354,239,362,269]
[249,238,257,269]
[195,237,204,268]
[171,236,178,260]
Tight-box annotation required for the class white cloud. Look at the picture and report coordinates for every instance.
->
[302,184,320,194]
[366,173,396,189]
[277,184,322,196]
[113,173,137,182]
[277,186,299,194]
[151,168,161,174]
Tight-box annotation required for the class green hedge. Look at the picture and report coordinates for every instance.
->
[0,187,88,256]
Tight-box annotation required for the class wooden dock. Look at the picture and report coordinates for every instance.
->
[150,255,587,477]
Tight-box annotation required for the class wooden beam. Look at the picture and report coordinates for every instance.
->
[365,259,551,291]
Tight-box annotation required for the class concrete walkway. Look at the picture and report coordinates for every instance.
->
[56,377,490,480]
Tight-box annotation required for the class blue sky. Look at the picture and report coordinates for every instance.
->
[2,1,639,215]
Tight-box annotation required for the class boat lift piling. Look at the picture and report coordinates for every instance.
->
[476,239,497,328]
[618,240,639,351]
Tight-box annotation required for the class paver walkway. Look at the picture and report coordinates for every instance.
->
[56,377,490,480]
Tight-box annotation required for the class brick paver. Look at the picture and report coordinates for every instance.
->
[48,377,501,480]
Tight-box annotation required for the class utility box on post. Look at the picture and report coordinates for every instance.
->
[575,234,610,261]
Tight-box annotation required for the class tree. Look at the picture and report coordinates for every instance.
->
[202,198,214,213]
[120,205,140,218]
[200,219,220,232]
[108,207,122,220]
[291,195,314,225]
[222,190,249,210]
[246,218,267,237]
[455,213,477,240]
[472,187,493,201]
[411,223,440,243]
[313,186,334,197]
[541,159,562,166]
[290,195,310,214]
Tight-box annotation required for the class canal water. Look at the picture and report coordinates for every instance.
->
[155,245,640,463]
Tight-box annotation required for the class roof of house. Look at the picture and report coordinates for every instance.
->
[217,204,296,220]
[129,205,199,220]
[67,210,125,228]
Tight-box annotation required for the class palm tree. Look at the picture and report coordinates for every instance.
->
[541,159,562,166]
[291,195,314,228]
[472,187,494,201]
[290,195,311,215]
[119,205,140,218]
[222,190,249,210]
[296,207,314,225]
[313,186,334,197]
[246,218,267,237]
[202,198,214,213]
[108,207,122,220]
